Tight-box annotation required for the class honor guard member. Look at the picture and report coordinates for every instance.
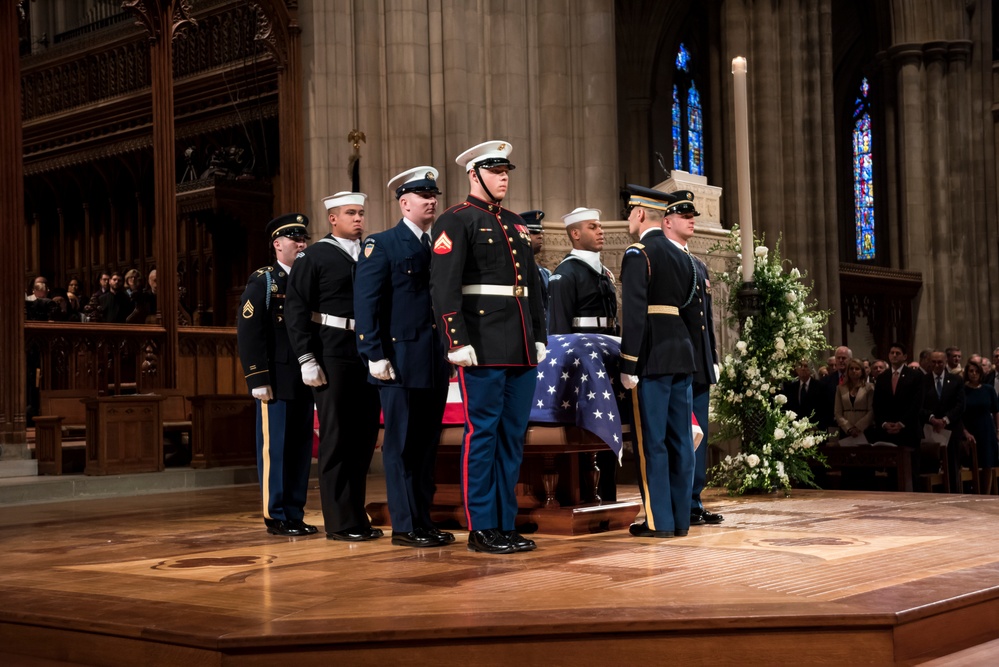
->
[354,167,454,548]
[548,206,620,501]
[549,207,619,336]
[619,185,698,538]
[237,214,317,537]
[663,191,723,526]
[285,192,383,542]
[429,140,548,555]
[520,210,551,325]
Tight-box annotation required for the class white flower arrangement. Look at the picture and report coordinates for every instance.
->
[707,226,831,495]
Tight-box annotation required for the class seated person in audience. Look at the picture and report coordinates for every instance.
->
[25,278,58,321]
[781,359,829,429]
[91,271,110,302]
[124,270,153,323]
[145,268,158,317]
[834,358,874,441]
[869,359,887,385]
[922,350,965,492]
[98,272,131,323]
[962,359,999,492]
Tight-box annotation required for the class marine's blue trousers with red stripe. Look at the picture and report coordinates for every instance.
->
[456,366,535,531]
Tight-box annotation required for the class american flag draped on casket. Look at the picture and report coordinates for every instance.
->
[315,333,701,458]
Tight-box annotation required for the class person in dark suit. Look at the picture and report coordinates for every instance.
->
[236,214,317,537]
[619,185,697,539]
[354,166,453,548]
[548,205,620,502]
[520,210,550,326]
[781,358,831,430]
[285,192,382,542]
[429,140,547,555]
[922,350,966,492]
[664,191,722,527]
[873,342,924,487]
[98,272,131,323]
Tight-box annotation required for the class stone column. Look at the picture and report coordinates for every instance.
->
[0,1,30,472]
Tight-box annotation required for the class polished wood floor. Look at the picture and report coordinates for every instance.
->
[2,479,999,666]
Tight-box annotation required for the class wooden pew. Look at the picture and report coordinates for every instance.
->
[34,389,99,475]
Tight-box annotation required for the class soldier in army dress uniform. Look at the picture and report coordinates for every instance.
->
[429,140,548,555]
[285,192,383,542]
[236,214,317,537]
[619,185,698,539]
[664,191,723,527]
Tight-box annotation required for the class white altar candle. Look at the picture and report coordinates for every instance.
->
[732,56,754,283]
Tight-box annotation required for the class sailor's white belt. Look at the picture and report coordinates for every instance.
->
[462,284,529,298]
[311,312,355,330]
[647,305,679,316]
[573,316,616,328]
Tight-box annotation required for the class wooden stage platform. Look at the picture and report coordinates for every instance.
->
[2,481,999,665]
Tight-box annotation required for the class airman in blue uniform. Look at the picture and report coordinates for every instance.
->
[354,166,453,548]
[236,214,317,537]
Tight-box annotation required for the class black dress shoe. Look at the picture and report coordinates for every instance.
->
[391,529,445,548]
[628,522,674,538]
[674,529,689,537]
[265,520,309,537]
[289,520,318,535]
[503,530,537,552]
[326,526,383,542]
[690,509,724,525]
[427,527,456,544]
[467,529,515,554]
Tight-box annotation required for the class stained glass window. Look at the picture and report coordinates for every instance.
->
[671,43,704,175]
[672,86,683,171]
[687,82,703,175]
[676,43,691,72]
[853,77,875,261]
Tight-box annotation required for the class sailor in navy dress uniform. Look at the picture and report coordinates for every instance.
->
[548,206,619,337]
[429,140,548,555]
[664,191,723,527]
[236,214,317,537]
[354,166,454,548]
[619,185,698,538]
[285,192,383,542]
[547,206,621,501]
[520,210,551,325]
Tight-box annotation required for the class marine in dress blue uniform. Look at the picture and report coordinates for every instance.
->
[619,185,698,538]
[429,140,548,555]
[664,191,723,526]
[236,214,317,537]
[354,166,454,548]
[285,192,383,542]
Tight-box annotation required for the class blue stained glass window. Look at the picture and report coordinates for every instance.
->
[672,43,705,175]
[687,82,703,175]
[672,86,683,171]
[676,43,691,72]
[853,77,875,260]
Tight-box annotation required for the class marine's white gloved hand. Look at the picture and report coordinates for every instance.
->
[251,385,274,402]
[620,373,639,390]
[447,345,478,367]
[713,363,720,382]
[301,359,328,387]
[369,359,396,381]
[536,342,548,364]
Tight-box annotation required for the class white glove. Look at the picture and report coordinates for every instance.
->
[620,373,639,390]
[369,359,396,381]
[535,342,548,364]
[447,345,478,367]
[301,359,327,387]
[251,385,274,402]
